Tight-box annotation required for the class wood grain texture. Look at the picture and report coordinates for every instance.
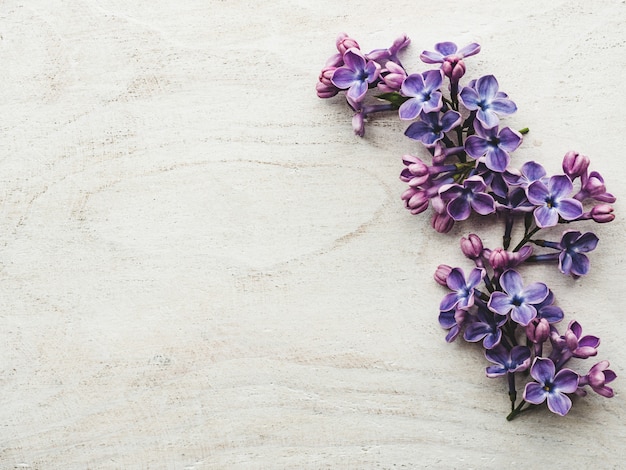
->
[1,0,625,468]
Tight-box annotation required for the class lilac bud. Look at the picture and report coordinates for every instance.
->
[389,34,410,55]
[431,211,455,233]
[352,112,365,137]
[582,171,607,197]
[319,66,337,87]
[460,233,484,260]
[316,81,339,99]
[434,264,453,286]
[336,33,360,55]
[441,56,466,81]
[379,61,406,92]
[562,151,589,179]
[590,204,615,223]
[489,247,510,271]
[526,318,550,344]
[401,188,429,214]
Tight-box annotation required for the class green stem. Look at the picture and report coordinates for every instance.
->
[512,226,541,252]
[518,127,530,135]
[506,400,529,421]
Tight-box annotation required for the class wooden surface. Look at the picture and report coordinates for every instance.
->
[1,1,625,468]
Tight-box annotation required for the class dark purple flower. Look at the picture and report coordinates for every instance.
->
[459,75,517,128]
[527,175,583,228]
[439,267,485,311]
[534,290,564,324]
[550,321,600,369]
[579,361,617,398]
[439,176,495,221]
[404,110,462,146]
[439,308,468,342]
[523,357,579,416]
[488,269,549,326]
[464,121,522,172]
[463,304,507,349]
[557,231,599,277]
[399,70,444,120]
[420,41,480,81]
[331,48,381,102]
[484,345,531,377]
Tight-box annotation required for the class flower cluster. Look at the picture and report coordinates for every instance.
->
[317,33,617,420]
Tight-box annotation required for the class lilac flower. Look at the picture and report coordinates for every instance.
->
[439,176,495,221]
[527,175,583,228]
[484,345,531,377]
[557,231,599,277]
[524,357,579,416]
[464,121,522,172]
[488,269,549,326]
[331,48,381,102]
[575,171,616,203]
[366,34,411,64]
[549,321,600,370]
[463,304,507,349]
[487,246,533,273]
[439,308,468,342]
[404,110,462,146]
[459,75,517,128]
[399,70,444,120]
[439,267,485,311]
[562,151,590,180]
[579,361,617,398]
[420,41,481,81]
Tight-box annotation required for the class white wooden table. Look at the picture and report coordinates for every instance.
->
[1,1,625,468]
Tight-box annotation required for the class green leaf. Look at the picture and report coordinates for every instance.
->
[375,92,410,108]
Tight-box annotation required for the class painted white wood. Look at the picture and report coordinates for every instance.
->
[1,1,624,467]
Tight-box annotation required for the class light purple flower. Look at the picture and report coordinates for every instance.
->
[557,231,599,277]
[464,121,522,172]
[484,345,531,377]
[488,269,549,326]
[404,110,462,146]
[527,175,583,228]
[579,361,617,398]
[524,357,579,416]
[460,75,517,128]
[439,267,485,311]
[399,70,444,120]
[562,321,600,359]
[439,176,495,221]
[331,48,381,102]
[463,304,507,349]
[576,171,616,203]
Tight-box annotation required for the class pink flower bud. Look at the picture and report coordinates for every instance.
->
[582,171,607,197]
[352,112,364,137]
[441,56,466,81]
[319,67,337,87]
[315,81,339,98]
[562,151,589,179]
[590,204,615,223]
[460,233,483,260]
[526,318,550,344]
[489,247,510,271]
[431,211,454,233]
[336,33,360,54]
[434,264,453,286]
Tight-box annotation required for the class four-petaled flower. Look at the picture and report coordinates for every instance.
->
[463,304,507,349]
[579,361,617,398]
[439,267,485,311]
[488,269,549,326]
[399,70,444,120]
[524,357,579,416]
[420,41,480,81]
[557,231,599,278]
[464,120,522,172]
[405,110,462,146]
[527,175,583,228]
[459,75,517,128]
[439,176,496,221]
[331,48,381,102]
[484,344,531,377]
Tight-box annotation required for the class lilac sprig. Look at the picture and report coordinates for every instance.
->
[317,34,616,420]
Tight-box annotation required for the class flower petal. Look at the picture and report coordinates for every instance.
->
[445,267,466,291]
[420,50,444,64]
[546,392,572,416]
[470,192,496,215]
[510,303,537,326]
[458,42,481,58]
[526,180,549,205]
[435,41,458,56]
[401,74,425,97]
[459,86,479,109]
[464,135,490,158]
[423,69,444,91]
[440,110,462,131]
[487,292,512,315]
[500,269,523,296]
[331,67,359,89]
[404,120,431,141]
[490,98,517,115]
[524,382,547,405]
[476,75,499,100]
[448,197,472,220]
[574,232,599,252]
[570,253,590,276]
[398,98,423,120]
[557,199,583,220]
[485,146,510,172]
[549,175,574,199]
[467,268,485,288]
[498,127,523,152]
[530,357,555,384]
[534,205,559,228]
[476,109,499,129]
[346,80,368,101]
[439,292,460,311]
[523,282,549,304]
[554,369,580,394]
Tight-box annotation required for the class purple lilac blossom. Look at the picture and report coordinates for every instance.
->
[378,61,407,93]
[438,308,468,342]
[526,175,583,228]
[464,121,522,172]
[366,34,411,64]
[430,196,455,233]
[487,246,533,273]
[420,41,480,81]
[562,151,590,180]
[576,171,616,203]
[487,269,549,326]
[439,267,485,311]
[460,233,484,261]
[404,110,462,146]
[331,48,381,102]
[585,204,615,223]
[463,304,507,349]
[557,231,599,277]
[399,70,444,120]
[484,345,531,377]
[523,357,579,416]
[579,361,616,398]
[439,176,495,221]
[503,161,547,187]
[459,75,517,128]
